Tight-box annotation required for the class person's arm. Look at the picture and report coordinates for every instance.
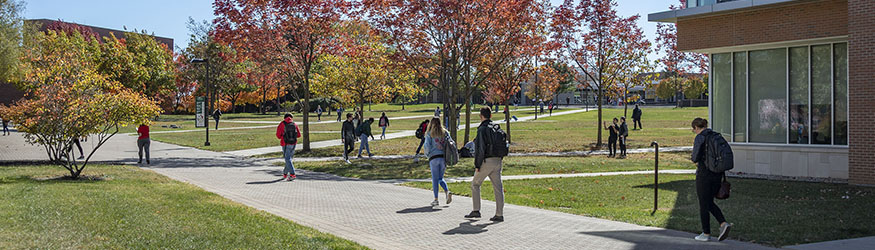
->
[276,123,284,140]
[691,134,705,163]
[423,134,433,154]
[474,125,487,170]
[295,124,301,138]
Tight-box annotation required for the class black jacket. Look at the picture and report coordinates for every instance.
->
[632,108,642,120]
[619,122,628,137]
[474,120,493,169]
[341,120,355,142]
[608,124,619,139]
[691,129,721,177]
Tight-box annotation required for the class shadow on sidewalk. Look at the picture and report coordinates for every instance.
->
[245,178,285,185]
[443,220,499,235]
[396,206,442,214]
[253,169,364,182]
[578,230,744,250]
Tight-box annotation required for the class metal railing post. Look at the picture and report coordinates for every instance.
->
[650,141,659,215]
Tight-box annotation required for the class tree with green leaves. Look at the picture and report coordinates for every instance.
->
[0,0,26,83]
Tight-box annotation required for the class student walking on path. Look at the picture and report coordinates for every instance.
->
[690,117,733,242]
[619,117,629,158]
[378,112,389,140]
[72,137,85,160]
[1,116,9,136]
[466,107,507,222]
[357,117,375,158]
[212,109,222,130]
[276,113,301,181]
[423,117,452,207]
[316,105,323,122]
[414,119,430,162]
[341,113,356,164]
[137,124,150,165]
[604,118,619,158]
[336,107,343,122]
[632,104,643,130]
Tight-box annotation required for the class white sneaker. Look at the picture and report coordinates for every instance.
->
[694,233,710,242]
[446,192,453,204]
[345,159,352,164]
[430,200,439,207]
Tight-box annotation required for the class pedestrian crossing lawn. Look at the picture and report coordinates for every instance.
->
[403,174,875,247]
[0,165,367,249]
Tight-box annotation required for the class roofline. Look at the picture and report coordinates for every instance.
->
[648,0,808,23]
[25,18,174,41]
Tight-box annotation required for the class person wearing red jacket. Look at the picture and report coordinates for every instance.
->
[137,124,150,165]
[276,113,301,181]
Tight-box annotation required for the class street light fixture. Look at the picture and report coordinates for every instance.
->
[190,58,211,146]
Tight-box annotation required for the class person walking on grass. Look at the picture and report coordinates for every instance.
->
[212,109,222,130]
[619,116,629,158]
[341,113,356,164]
[137,124,150,165]
[466,107,508,222]
[690,118,733,242]
[357,117,375,158]
[414,119,430,162]
[632,104,643,130]
[378,112,389,140]
[434,106,441,117]
[424,117,453,207]
[276,113,301,181]
[316,105,323,122]
[604,118,619,158]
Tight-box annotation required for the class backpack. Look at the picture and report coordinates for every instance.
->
[443,134,459,166]
[354,123,363,137]
[415,120,428,139]
[483,123,509,157]
[705,131,734,173]
[283,122,298,145]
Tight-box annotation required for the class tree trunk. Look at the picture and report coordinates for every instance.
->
[463,96,471,144]
[596,86,603,148]
[505,102,511,144]
[302,77,311,152]
[623,87,629,118]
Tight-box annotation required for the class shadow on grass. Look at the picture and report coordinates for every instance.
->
[443,220,499,235]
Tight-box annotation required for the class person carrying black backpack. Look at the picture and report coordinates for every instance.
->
[465,107,508,222]
[690,117,733,242]
[275,113,300,181]
[414,119,430,162]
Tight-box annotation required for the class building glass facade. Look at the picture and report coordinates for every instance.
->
[711,43,848,146]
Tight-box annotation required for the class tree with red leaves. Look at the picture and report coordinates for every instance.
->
[213,0,351,152]
[551,0,651,148]
[655,1,709,107]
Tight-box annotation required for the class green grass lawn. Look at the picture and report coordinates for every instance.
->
[288,153,695,180]
[402,174,875,247]
[0,165,367,249]
[150,127,339,152]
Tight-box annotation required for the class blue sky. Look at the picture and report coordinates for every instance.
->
[24,0,677,59]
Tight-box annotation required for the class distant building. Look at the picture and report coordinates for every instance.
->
[0,19,174,106]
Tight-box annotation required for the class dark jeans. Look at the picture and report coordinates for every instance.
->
[73,138,84,157]
[343,140,355,160]
[608,137,617,156]
[633,119,642,129]
[214,118,219,129]
[137,138,151,163]
[415,137,425,155]
[696,172,726,234]
[619,136,627,156]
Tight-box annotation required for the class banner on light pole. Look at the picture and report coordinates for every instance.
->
[196,96,206,128]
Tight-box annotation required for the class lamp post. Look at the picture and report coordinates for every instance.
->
[191,58,211,146]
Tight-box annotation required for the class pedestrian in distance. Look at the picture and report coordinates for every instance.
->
[466,107,508,222]
[212,109,222,130]
[548,102,553,116]
[690,117,733,242]
[604,118,619,158]
[341,113,356,164]
[72,137,85,160]
[378,112,389,140]
[414,119,430,162]
[434,106,441,117]
[357,117,374,158]
[352,112,361,130]
[1,116,9,136]
[137,123,150,165]
[566,96,570,107]
[632,104,643,130]
[336,107,344,122]
[539,100,545,114]
[276,113,301,181]
[423,117,453,207]
[316,105,323,122]
[619,116,629,158]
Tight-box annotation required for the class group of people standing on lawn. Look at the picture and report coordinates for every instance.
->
[602,104,644,158]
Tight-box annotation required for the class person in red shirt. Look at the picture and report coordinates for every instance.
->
[276,113,301,181]
[137,124,150,165]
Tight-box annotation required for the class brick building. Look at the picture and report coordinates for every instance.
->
[0,19,173,106]
[650,0,872,185]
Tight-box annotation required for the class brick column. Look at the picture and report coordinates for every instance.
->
[848,0,875,185]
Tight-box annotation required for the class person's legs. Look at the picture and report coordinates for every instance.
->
[619,137,627,156]
[381,126,386,139]
[144,139,150,163]
[637,119,643,129]
[708,175,726,223]
[288,144,296,175]
[415,137,425,155]
[437,158,449,193]
[696,174,726,234]
[73,138,84,157]
[430,158,442,199]
[137,139,145,163]
[486,157,504,216]
[215,118,219,130]
[283,145,294,176]
[470,163,493,212]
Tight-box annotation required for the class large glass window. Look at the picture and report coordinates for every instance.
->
[811,45,832,144]
[834,43,848,145]
[789,47,809,144]
[712,53,732,140]
[733,52,747,142]
[748,48,787,143]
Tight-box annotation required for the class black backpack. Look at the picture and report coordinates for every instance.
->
[705,131,734,173]
[484,123,509,157]
[354,123,363,137]
[283,122,298,145]
[415,120,428,139]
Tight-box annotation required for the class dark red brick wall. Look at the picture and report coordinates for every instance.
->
[677,0,848,51]
[848,0,875,186]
